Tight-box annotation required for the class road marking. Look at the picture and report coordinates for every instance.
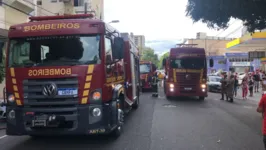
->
[243,106,254,109]
[0,135,7,139]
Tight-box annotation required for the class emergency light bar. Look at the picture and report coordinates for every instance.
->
[29,14,94,22]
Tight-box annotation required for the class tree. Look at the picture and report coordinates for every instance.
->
[186,0,266,32]
[141,47,159,67]
[159,52,169,69]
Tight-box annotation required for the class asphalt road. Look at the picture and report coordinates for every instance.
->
[0,88,264,150]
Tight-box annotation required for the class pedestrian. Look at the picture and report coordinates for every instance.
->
[261,77,266,97]
[151,71,159,97]
[254,70,261,92]
[226,75,235,102]
[256,94,266,149]
[241,76,248,99]
[233,75,239,97]
[220,73,227,100]
[248,75,254,97]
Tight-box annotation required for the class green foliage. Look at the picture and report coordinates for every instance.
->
[186,0,266,32]
[159,52,169,69]
[141,47,159,67]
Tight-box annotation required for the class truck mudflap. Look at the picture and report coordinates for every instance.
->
[6,102,119,136]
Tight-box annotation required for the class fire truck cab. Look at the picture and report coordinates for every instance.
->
[140,61,157,91]
[1,14,140,138]
[163,44,213,100]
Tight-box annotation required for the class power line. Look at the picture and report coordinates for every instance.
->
[208,26,243,54]
[214,19,239,37]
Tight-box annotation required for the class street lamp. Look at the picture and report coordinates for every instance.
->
[109,20,120,24]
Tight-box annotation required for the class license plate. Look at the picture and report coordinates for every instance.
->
[184,87,192,90]
[32,120,47,127]
[32,115,47,127]
[58,88,78,96]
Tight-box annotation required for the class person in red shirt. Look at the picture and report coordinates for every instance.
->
[257,94,266,149]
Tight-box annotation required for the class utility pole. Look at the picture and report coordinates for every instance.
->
[84,0,88,14]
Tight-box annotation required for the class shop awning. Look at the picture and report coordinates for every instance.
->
[0,28,8,42]
[226,32,266,51]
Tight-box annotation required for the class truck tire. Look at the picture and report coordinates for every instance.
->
[111,97,124,138]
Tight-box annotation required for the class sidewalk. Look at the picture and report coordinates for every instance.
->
[235,88,261,103]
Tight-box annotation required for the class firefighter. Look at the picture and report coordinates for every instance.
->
[152,71,159,97]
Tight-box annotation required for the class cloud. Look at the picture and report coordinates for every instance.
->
[146,39,183,57]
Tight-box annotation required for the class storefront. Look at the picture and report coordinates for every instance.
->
[226,31,266,72]
[207,55,226,74]
[225,53,254,73]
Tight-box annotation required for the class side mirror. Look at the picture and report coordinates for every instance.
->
[0,41,4,63]
[113,37,124,60]
[209,58,214,67]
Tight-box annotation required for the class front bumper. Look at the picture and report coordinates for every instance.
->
[6,104,117,136]
[165,83,207,97]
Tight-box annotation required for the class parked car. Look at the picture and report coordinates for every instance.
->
[207,75,222,92]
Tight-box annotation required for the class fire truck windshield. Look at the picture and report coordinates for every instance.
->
[8,35,100,67]
[140,64,151,74]
[170,58,205,69]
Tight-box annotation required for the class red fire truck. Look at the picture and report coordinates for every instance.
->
[162,44,213,100]
[1,14,140,137]
[140,61,157,91]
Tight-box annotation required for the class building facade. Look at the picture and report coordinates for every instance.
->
[134,35,145,56]
[35,0,104,20]
[207,53,261,74]
[184,32,236,55]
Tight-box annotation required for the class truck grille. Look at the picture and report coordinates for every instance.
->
[23,77,79,120]
[176,73,200,93]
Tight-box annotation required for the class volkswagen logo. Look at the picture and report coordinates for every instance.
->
[185,74,190,80]
[42,83,57,97]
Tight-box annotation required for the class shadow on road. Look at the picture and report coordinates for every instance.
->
[6,109,139,150]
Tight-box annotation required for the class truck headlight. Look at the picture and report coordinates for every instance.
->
[92,108,101,117]
[8,94,15,103]
[92,91,101,100]
[201,84,206,88]
[169,83,174,88]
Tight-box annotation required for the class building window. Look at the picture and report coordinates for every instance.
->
[74,0,84,6]
[51,0,57,2]
[37,0,42,5]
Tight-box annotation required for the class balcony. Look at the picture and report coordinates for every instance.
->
[3,0,35,14]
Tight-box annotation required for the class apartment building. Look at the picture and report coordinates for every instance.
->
[35,0,104,20]
[134,35,145,49]
[184,32,236,55]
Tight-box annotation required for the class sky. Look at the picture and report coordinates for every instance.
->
[104,0,244,56]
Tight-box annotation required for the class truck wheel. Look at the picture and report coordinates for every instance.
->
[111,108,124,138]
[132,97,139,109]
[199,96,205,101]
[132,89,140,109]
